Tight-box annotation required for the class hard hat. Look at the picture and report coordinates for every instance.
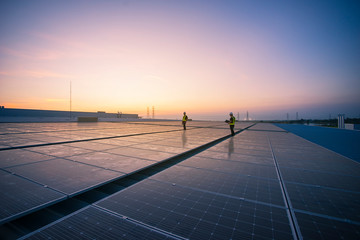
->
[230,112,233,115]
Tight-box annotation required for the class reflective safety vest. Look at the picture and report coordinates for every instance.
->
[183,115,188,121]
[230,116,235,125]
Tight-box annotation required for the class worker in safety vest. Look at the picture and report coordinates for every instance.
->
[182,112,188,130]
[228,112,235,136]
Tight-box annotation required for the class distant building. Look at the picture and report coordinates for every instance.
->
[0,108,138,122]
[345,124,360,130]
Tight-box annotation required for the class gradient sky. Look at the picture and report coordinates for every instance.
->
[1,0,359,120]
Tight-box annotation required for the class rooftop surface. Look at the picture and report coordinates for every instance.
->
[0,121,359,239]
[275,123,360,162]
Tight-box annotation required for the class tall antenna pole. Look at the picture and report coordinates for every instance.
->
[70,81,72,121]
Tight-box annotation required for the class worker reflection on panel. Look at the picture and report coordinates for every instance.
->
[225,112,235,136]
[182,130,187,148]
[228,137,234,159]
[182,112,188,130]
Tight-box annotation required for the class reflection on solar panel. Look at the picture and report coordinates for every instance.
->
[0,121,359,239]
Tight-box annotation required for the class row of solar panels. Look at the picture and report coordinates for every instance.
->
[1,122,359,239]
[26,124,360,239]
[0,122,244,226]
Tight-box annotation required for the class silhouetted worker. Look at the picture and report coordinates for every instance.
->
[182,112,188,130]
[226,112,235,136]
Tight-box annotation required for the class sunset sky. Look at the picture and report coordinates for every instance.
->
[1,0,359,120]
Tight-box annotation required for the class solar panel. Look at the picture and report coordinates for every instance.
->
[1,121,359,239]
[210,139,272,152]
[295,211,360,240]
[96,179,293,239]
[280,168,360,191]
[285,182,360,222]
[207,146,273,158]
[178,156,278,179]
[66,152,156,174]
[0,136,43,149]
[0,149,53,168]
[7,158,123,195]
[130,143,191,154]
[19,133,69,143]
[89,138,142,147]
[196,149,274,164]
[24,206,176,240]
[148,139,199,149]
[277,158,360,176]
[150,165,285,206]
[28,144,93,158]
[105,147,176,162]
[0,170,65,224]
[64,141,118,151]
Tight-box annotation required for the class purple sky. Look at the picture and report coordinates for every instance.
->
[1,0,359,120]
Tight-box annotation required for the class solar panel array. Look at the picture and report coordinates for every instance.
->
[0,121,235,227]
[0,122,359,239]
